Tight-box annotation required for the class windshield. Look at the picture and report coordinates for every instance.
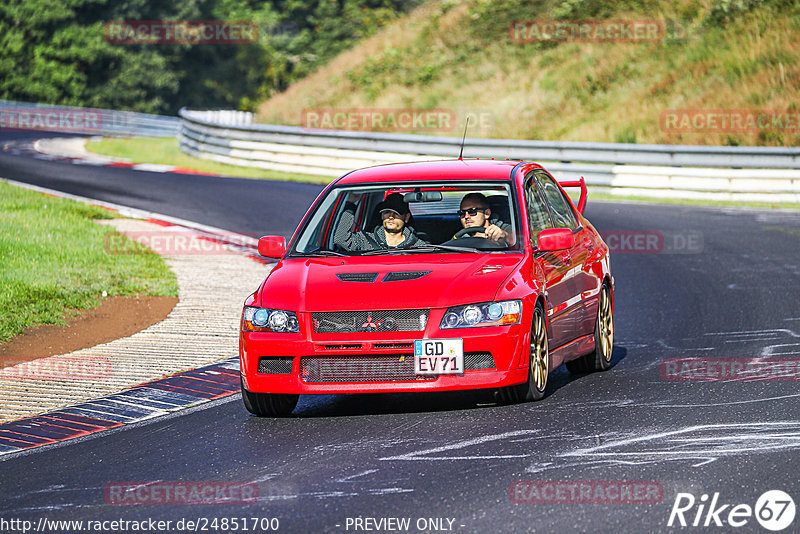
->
[291,182,522,256]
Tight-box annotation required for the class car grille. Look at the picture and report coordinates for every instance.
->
[464,351,495,370]
[257,357,293,374]
[312,309,428,333]
[373,342,414,349]
[300,355,432,382]
[299,351,496,383]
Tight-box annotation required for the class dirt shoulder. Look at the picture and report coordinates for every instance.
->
[0,296,178,367]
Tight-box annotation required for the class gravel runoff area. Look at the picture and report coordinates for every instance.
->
[0,217,268,423]
[34,137,122,164]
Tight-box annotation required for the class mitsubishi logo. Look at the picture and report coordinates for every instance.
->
[361,313,378,331]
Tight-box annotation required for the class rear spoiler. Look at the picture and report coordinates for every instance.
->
[558,176,587,214]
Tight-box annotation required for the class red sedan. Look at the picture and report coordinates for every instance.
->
[240,159,613,416]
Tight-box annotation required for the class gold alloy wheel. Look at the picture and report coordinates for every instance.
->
[530,307,548,391]
[598,286,614,363]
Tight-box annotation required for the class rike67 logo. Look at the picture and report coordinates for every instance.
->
[668,490,795,531]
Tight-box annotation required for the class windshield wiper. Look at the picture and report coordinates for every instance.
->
[357,248,398,256]
[351,244,483,255]
[358,245,476,255]
[295,248,348,257]
[407,244,482,253]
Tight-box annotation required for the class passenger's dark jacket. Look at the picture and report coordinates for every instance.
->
[334,203,426,251]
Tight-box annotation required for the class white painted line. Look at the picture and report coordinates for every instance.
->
[762,343,800,356]
[132,163,178,172]
[379,430,538,461]
[336,469,378,482]
[562,422,800,461]
[706,328,800,338]
[653,392,800,408]
[367,488,414,495]
[71,160,113,166]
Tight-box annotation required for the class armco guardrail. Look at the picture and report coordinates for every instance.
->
[178,108,800,201]
[1,100,178,137]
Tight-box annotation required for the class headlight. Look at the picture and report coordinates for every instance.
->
[440,300,521,329]
[242,306,299,333]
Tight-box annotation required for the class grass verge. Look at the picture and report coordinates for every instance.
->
[0,181,178,344]
[256,0,800,147]
[86,137,330,183]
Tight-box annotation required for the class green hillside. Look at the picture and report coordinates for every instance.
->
[257,0,799,146]
[0,0,419,113]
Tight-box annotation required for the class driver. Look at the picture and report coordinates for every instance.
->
[334,193,426,251]
[455,193,511,244]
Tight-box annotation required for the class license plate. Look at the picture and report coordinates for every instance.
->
[414,339,463,375]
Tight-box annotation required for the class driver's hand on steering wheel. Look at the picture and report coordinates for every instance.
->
[483,224,508,242]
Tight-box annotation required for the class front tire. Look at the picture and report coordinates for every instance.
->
[241,377,299,417]
[497,304,549,404]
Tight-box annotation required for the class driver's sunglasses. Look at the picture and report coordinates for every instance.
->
[457,207,485,217]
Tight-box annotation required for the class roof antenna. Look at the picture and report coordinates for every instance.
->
[458,116,470,160]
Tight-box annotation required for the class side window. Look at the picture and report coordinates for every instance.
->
[524,172,552,245]
[535,171,578,230]
[295,190,342,253]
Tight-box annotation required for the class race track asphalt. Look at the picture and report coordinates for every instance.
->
[2,132,799,533]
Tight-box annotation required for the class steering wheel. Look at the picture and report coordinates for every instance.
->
[454,226,487,239]
[453,225,508,248]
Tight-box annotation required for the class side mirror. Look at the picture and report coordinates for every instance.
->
[258,236,286,259]
[537,228,574,251]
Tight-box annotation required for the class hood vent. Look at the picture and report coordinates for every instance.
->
[337,272,378,282]
[383,271,432,282]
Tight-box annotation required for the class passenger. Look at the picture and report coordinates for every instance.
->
[455,192,512,244]
[335,192,426,251]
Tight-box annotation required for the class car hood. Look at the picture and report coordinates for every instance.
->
[258,254,524,311]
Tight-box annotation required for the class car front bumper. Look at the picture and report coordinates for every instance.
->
[240,321,530,395]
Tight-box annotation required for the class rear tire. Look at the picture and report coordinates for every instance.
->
[497,304,549,404]
[241,377,299,417]
[567,283,614,374]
